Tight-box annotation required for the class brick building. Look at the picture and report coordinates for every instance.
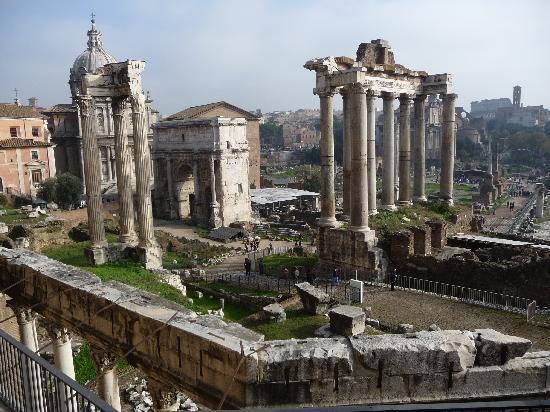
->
[166,101,261,188]
[0,103,56,196]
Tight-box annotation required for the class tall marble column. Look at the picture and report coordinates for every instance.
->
[75,95,106,264]
[131,93,161,269]
[440,93,457,204]
[366,90,378,215]
[398,94,412,206]
[91,348,121,411]
[47,326,75,379]
[112,97,137,245]
[340,88,352,217]
[381,92,396,211]
[166,157,176,219]
[394,112,400,201]
[349,84,370,232]
[413,94,427,202]
[318,89,337,227]
[105,146,113,182]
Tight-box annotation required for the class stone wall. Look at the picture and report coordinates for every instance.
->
[1,248,549,408]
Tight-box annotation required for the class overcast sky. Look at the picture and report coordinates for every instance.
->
[1,0,549,116]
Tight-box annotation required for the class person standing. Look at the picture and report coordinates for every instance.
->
[244,257,251,277]
[390,268,397,291]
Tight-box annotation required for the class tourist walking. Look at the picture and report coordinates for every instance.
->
[244,257,251,277]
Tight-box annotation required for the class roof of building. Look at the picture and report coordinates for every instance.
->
[43,104,77,114]
[209,226,248,242]
[0,104,44,119]
[71,17,116,75]
[0,138,51,148]
[250,188,319,205]
[166,101,260,121]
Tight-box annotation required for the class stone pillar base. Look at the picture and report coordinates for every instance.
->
[368,209,378,216]
[380,204,397,212]
[412,196,428,203]
[118,234,138,247]
[318,217,339,228]
[137,245,163,270]
[398,200,413,207]
[440,198,454,206]
[84,246,106,266]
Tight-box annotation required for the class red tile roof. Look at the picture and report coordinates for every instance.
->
[0,138,51,148]
[42,104,77,114]
[166,101,259,121]
[0,104,45,119]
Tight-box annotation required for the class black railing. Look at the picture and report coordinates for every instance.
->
[0,328,115,412]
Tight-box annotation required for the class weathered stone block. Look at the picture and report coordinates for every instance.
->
[397,323,414,333]
[329,305,366,336]
[262,303,286,323]
[473,329,532,366]
[0,222,7,234]
[137,245,163,270]
[295,282,331,315]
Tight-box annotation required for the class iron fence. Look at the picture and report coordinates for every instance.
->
[0,328,115,412]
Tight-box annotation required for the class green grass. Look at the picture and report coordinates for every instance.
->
[260,254,318,276]
[162,251,194,270]
[0,208,47,225]
[243,309,328,340]
[73,342,128,385]
[194,227,210,238]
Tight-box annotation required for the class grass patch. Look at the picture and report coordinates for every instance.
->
[0,208,47,225]
[194,227,210,238]
[195,280,281,297]
[73,342,128,385]
[260,254,318,276]
[243,309,328,340]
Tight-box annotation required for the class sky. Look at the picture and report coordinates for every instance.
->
[1,0,549,117]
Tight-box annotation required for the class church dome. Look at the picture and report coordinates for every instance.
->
[71,16,116,75]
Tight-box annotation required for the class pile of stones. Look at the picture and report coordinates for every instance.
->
[124,379,199,412]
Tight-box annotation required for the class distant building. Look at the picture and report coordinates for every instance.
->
[282,124,320,149]
[166,101,261,188]
[0,102,56,196]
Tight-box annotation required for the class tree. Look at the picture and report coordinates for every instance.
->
[456,136,479,161]
[55,173,83,209]
[302,169,321,192]
[39,178,57,202]
[259,122,283,147]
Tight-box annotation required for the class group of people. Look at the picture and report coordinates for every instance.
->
[506,200,516,211]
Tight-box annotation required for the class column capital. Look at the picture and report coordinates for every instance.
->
[13,306,37,325]
[74,95,94,115]
[317,88,336,98]
[130,92,147,113]
[45,325,71,345]
[338,86,350,98]
[90,347,118,373]
[366,89,378,99]
[413,94,428,103]
[398,93,414,103]
[440,93,458,101]
[381,91,396,100]
[112,97,129,116]
[349,83,367,95]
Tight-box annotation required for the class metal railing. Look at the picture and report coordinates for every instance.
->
[0,328,115,412]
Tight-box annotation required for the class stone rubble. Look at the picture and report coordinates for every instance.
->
[295,282,332,315]
[329,305,366,336]
[262,303,286,323]
[124,379,199,412]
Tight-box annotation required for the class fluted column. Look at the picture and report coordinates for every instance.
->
[112,97,137,245]
[394,112,400,201]
[209,157,221,228]
[340,88,352,217]
[349,84,369,232]
[166,157,176,219]
[398,94,413,206]
[440,93,457,204]
[381,92,396,211]
[91,348,121,411]
[535,183,545,219]
[131,93,156,248]
[413,94,427,202]
[47,326,75,379]
[75,96,106,263]
[14,307,38,351]
[105,146,112,182]
[318,89,337,227]
[367,90,378,215]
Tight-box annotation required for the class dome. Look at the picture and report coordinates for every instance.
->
[71,17,116,75]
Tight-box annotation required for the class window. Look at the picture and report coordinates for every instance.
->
[238,183,243,194]
[31,170,42,185]
[226,141,231,149]
[32,127,39,137]
[9,127,17,137]
[31,150,39,160]
[181,133,185,141]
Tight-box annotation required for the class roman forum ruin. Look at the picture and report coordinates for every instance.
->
[69,59,162,269]
[305,40,456,271]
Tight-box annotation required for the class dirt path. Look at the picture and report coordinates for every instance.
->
[365,286,550,351]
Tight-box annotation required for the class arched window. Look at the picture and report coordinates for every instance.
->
[97,108,105,133]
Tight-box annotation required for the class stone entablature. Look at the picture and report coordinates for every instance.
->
[1,247,549,409]
[152,118,252,228]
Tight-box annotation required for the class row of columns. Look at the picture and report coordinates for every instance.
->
[318,85,457,232]
[75,93,158,265]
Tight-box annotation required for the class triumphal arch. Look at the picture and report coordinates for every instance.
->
[305,39,456,272]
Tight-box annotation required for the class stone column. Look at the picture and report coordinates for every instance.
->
[91,348,121,412]
[340,88,352,217]
[394,112,400,201]
[349,83,370,233]
[14,307,38,351]
[112,97,137,245]
[105,146,112,181]
[535,183,545,219]
[75,95,106,265]
[131,93,161,269]
[440,93,457,204]
[47,326,75,379]
[366,90,378,215]
[166,157,176,219]
[381,92,396,211]
[148,378,177,411]
[209,157,221,228]
[398,94,413,206]
[413,94,427,202]
[318,89,337,227]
